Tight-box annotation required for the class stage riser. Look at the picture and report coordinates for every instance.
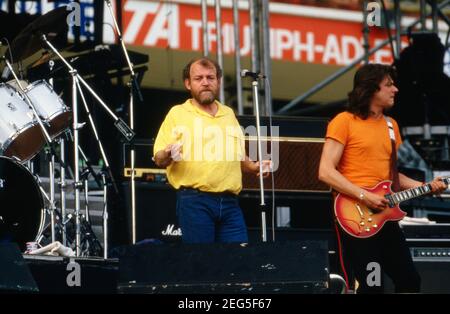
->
[117,241,330,294]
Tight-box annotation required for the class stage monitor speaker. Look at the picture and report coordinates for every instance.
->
[25,256,118,294]
[384,246,450,293]
[242,138,330,192]
[117,241,329,294]
[0,243,38,292]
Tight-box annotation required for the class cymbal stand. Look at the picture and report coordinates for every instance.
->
[48,58,69,247]
[105,0,143,244]
[75,78,118,193]
[41,35,135,256]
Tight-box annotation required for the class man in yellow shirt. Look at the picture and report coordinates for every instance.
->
[154,57,269,243]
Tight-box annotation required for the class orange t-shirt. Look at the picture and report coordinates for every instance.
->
[326,111,402,188]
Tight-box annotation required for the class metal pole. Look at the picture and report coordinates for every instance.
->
[215,0,225,104]
[60,138,67,246]
[84,179,90,223]
[431,0,438,33]
[420,0,427,31]
[49,155,56,242]
[261,0,272,115]
[362,0,370,64]
[104,0,138,244]
[394,0,402,59]
[130,83,136,244]
[251,79,266,242]
[232,0,243,115]
[102,173,109,259]
[202,0,209,56]
[71,71,81,257]
[249,0,261,115]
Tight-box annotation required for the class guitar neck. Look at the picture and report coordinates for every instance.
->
[388,177,450,205]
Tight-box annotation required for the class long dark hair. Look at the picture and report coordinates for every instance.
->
[347,64,396,119]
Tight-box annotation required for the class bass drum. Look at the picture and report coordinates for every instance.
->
[0,156,44,251]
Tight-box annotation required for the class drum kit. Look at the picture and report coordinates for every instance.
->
[0,6,136,257]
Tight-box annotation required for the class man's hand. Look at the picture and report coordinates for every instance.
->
[428,177,448,194]
[167,143,182,162]
[154,143,182,168]
[253,160,272,178]
[360,191,389,211]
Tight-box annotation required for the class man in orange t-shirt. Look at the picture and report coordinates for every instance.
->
[318,64,446,293]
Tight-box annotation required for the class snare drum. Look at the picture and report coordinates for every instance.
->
[25,80,71,138]
[0,83,46,161]
[0,156,45,251]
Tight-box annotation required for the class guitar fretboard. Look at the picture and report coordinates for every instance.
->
[387,177,450,205]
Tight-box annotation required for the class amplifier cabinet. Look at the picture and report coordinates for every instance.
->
[242,137,329,192]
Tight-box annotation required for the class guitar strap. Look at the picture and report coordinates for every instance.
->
[384,116,400,192]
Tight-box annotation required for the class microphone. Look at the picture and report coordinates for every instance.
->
[240,69,266,80]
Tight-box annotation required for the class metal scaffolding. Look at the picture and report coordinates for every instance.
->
[276,0,450,115]
[200,0,272,115]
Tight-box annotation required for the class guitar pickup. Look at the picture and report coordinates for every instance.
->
[355,203,364,217]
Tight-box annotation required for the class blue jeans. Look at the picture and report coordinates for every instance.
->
[176,188,248,243]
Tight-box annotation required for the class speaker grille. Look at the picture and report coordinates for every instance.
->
[243,138,330,192]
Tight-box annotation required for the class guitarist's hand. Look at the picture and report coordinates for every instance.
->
[429,177,448,195]
[362,191,389,211]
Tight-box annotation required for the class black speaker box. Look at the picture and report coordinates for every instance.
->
[123,182,335,244]
[117,241,329,294]
[24,256,119,294]
[384,244,450,293]
[384,259,450,293]
[123,182,181,244]
[0,243,38,293]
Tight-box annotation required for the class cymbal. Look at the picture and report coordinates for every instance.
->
[5,6,69,62]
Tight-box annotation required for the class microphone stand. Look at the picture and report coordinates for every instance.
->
[105,0,144,244]
[248,75,267,242]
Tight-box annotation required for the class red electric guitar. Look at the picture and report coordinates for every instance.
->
[335,179,449,238]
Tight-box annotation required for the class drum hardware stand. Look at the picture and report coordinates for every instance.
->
[41,35,135,256]
[105,0,144,244]
[102,172,109,259]
[2,55,63,244]
[75,77,119,193]
[82,173,91,224]
[48,58,69,247]
[59,137,68,246]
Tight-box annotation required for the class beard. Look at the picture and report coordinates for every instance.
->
[192,88,218,106]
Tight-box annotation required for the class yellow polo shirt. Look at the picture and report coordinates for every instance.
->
[153,99,245,195]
